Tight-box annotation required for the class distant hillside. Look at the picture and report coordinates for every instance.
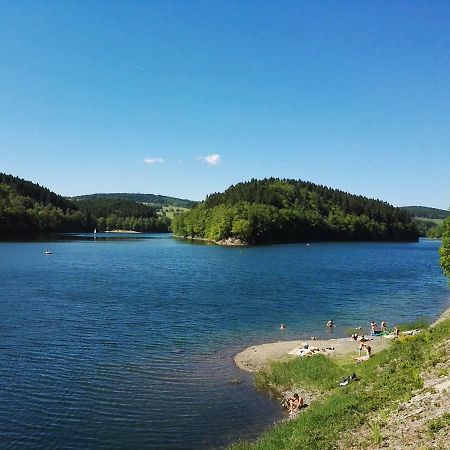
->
[172,178,419,245]
[76,198,158,219]
[0,172,93,235]
[0,174,171,236]
[75,197,169,232]
[0,173,76,211]
[72,193,197,209]
[400,206,450,220]
[399,206,449,238]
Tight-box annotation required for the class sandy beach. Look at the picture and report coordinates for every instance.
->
[104,230,142,233]
[234,336,390,373]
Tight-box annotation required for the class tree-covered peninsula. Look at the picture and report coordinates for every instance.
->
[0,173,170,236]
[172,178,419,244]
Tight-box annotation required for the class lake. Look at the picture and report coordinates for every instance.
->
[0,236,448,449]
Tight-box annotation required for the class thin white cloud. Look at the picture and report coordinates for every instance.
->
[144,157,164,165]
[200,153,221,166]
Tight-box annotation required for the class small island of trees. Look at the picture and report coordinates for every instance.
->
[172,178,419,245]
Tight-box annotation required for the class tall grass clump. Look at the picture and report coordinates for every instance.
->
[255,354,347,393]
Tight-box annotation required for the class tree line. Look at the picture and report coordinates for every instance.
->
[440,217,450,279]
[401,206,450,220]
[0,174,171,236]
[72,193,197,209]
[172,178,419,244]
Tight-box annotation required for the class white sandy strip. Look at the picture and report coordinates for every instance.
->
[234,336,389,373]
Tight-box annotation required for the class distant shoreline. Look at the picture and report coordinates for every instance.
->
[104,230,142,234]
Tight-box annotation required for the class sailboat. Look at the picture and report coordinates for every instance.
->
[94,228,97,234]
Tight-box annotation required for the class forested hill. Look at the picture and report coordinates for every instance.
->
[400,206,450,220]
[0,173,75,211]
[172,178,419,244]
[0,173,170,236]
[72,193,197,209]
[0,172,93,235]
[399,206,449,239]
[74,197,169,232]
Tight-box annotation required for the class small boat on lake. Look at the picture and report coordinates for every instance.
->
[44,250,53,255]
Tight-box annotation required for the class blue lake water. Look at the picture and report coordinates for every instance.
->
[0,235,448,449]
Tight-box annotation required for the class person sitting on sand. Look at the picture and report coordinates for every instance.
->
[326,320,335,328]
[287,393,304,415]
[351,333,358,341]
[381,321,387,332]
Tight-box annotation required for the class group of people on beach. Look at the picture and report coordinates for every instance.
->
[370,320,400,337]
[280,318,406,416]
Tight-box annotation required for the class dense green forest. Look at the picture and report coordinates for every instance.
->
[0,173,93,235]
[440,217,450,279]
[413,218,444,238]
[74,197,169,232]
[400,206,450,220]
[0,174,170,236]
[398,206,448,238]
[72,193,197,209]
[172,178,419,244]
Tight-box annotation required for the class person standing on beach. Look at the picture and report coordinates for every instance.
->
[381,321,387,332]
[370,321,377,336]
[358,340,364,356]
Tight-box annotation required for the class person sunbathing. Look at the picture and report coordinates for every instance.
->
[287,393,304,415]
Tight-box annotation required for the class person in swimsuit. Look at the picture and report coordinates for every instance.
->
[287,393,304,415]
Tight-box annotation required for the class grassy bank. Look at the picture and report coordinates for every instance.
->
[231,316,450,450]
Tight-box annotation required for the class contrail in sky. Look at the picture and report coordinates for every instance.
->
[110,56,145,71]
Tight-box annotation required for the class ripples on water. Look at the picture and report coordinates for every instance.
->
[0,235,448,449]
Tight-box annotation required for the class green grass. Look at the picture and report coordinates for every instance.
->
[427,413,450,435]
[230,317,450,450]
[397,317,430,331]
[157,205,189,219]
[415,217,444,225]
[255,354,347,393]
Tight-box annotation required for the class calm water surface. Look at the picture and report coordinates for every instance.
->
[0,235,448,449]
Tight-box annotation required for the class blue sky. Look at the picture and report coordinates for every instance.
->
[0,1,449,208]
